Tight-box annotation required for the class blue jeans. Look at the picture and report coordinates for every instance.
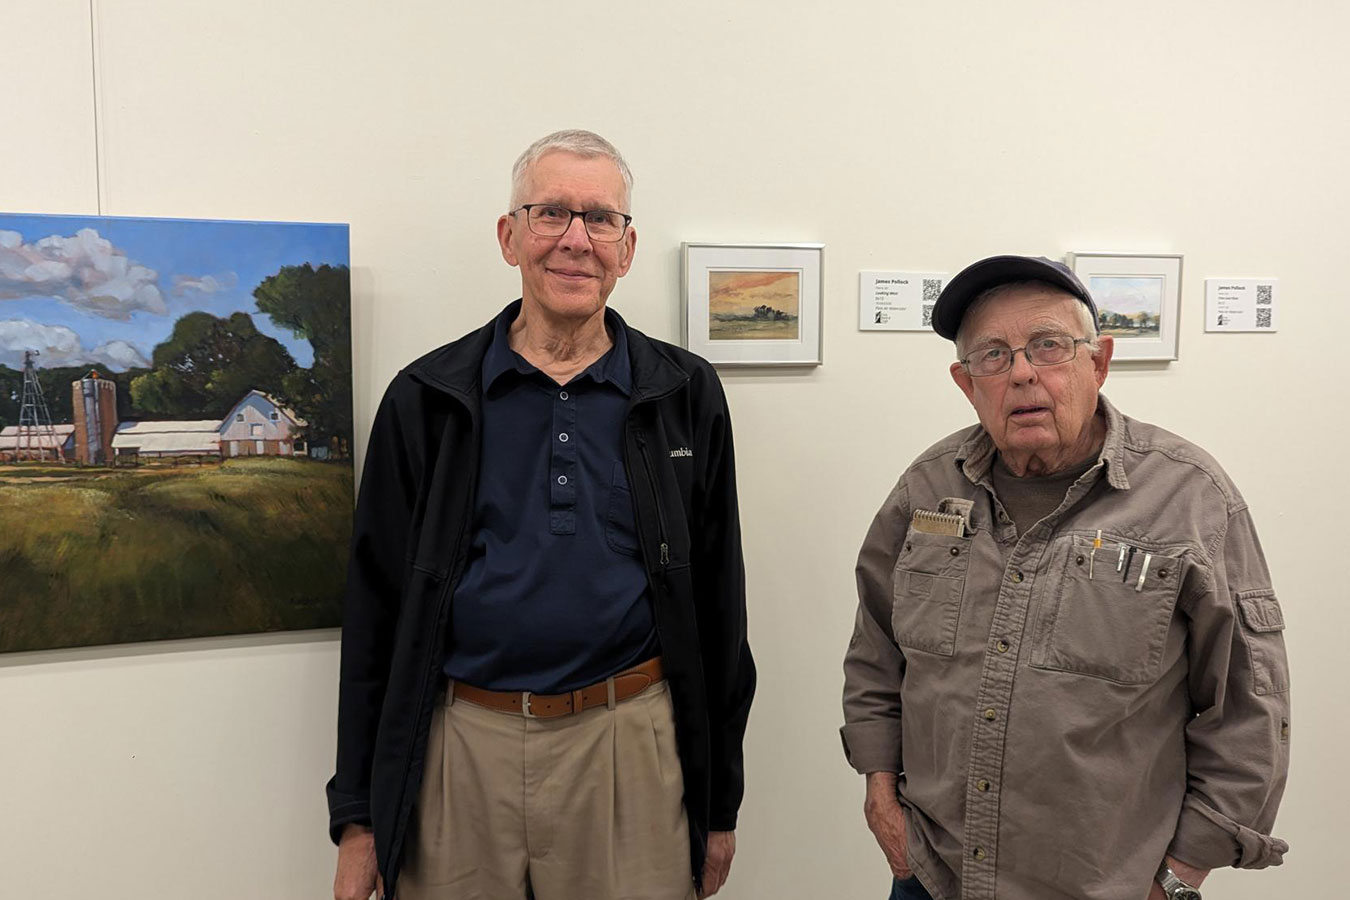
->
[889,876,933,900]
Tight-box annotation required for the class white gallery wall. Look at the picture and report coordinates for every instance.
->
[1,2,1344,897]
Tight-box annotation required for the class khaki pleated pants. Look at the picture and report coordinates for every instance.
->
[398,680,697,900]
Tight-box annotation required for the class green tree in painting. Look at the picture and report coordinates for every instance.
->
[0,366,19,430]
[253,263,353,455]
[131,311,295,419]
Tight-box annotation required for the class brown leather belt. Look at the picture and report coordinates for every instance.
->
[451,657,664,719]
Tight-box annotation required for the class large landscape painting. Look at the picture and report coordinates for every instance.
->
[0,213,353,652]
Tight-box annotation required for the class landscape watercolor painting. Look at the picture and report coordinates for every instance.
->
[1090,275,1163,339]
[0,213,353,653]
[708,270,800,340]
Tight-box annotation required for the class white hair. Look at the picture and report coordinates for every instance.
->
[508,129,634,212]
[954,280,1100,359]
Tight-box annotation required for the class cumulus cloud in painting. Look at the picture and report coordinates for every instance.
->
[172,272,239,296]
[0,319,150,371]
[0,228,167,320]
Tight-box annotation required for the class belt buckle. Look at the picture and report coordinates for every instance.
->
[521,691,534,718]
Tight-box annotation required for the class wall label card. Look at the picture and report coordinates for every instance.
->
[859,271,948,331]
[1205,278,1279,332]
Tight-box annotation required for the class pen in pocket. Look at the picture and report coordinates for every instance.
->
[1135,553,1153,592]
[1121,546,1138,583]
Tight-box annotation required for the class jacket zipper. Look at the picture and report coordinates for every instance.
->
[635,431,670,567]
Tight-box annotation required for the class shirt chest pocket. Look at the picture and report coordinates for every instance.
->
[891,530,972,657]
[1029,534,1186,684]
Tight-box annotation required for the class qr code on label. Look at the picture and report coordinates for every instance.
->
[922,304,935,326]
[922,279,943,303]
[1257,284,1273,305]
[1256,308,1272,328]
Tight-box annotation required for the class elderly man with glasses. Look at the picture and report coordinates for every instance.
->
[329,130,754,900]
[841,256,1290,900]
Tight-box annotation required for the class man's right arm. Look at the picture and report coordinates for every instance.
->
[327,379,424,845]
[865,771,913,881]
[334,825,381,900]
[842,479,912,877]
[841,478,909,774]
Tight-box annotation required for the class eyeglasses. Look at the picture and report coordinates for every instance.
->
[512,204,632,242]
[959,334,1093,377]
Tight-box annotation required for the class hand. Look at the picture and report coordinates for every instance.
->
[1146,855,1209,900]
[334,825,382,900]
[864,772,911,880]
[698,830,736,898]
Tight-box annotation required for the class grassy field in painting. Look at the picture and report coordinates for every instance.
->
[0,457,353,653]
[1099,324,1161,338]
[708,315,800,340]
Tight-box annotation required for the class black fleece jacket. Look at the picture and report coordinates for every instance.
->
[326,303,756,898]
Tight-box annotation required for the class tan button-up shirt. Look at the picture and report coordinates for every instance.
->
[841,396,1290,900]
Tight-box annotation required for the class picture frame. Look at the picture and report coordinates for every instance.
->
[1066,252,1183,361]
[682,242,823,366]
[0,211,353,653]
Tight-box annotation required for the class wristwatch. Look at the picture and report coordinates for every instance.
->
[1156,862,1202,900]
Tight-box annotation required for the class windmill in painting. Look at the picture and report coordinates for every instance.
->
[0,214,354,652]
[4,349,67,461]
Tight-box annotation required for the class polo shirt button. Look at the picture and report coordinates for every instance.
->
[976,779,992,792]
[1011,570,1024,583]
[559,433,569,442]
[557,475,567,485]
[973,847,987,861]
[983,708,997,721]
[559,391,569,400]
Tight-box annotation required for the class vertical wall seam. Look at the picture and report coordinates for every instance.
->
[87,0,105,215]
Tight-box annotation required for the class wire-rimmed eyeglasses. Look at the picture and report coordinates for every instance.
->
[959,334,1093,377]
[511,204,632,242]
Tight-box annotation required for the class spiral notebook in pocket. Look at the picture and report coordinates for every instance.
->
[910,497,974,537]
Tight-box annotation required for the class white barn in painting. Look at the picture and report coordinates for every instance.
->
[218,390,307,458]
[5,383,312,465]
[111,420,221,461]
[0,424,77,461]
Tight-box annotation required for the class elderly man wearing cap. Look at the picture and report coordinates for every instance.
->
[841,256,1290,900]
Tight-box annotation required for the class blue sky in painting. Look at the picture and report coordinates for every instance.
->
[0,213,349,371]
[1088,275,1163,316]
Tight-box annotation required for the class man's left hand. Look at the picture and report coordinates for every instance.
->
[698,830,736,898]
[1147,855,1209,900]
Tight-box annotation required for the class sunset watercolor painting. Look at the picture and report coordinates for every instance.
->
[708,270,801,340]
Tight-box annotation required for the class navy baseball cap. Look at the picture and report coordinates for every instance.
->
[931,255,1099,340]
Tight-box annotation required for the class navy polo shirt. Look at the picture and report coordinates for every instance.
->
[443,302,658,693]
